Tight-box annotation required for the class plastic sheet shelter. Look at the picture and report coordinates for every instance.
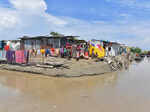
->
[89,40,105,58]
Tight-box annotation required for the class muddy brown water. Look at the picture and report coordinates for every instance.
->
[0,60,150,112]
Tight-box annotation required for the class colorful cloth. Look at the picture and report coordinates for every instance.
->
[76,46,81,51]
[4,45,10,51]
[55,49,60,56]
[76,51,80,58]
[6,50,15,63]
[80,47,85,57]
[50,48,55,56]
[45,49,50,57]
[60,48,64,54]
[40,49,45,56]
[84,52,89,59]
[37,49,41,55]
[15,50,26,64]
[64,48,67,53]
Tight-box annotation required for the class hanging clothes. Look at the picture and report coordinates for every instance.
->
[63,48,67,56]
[55,49,60,56]
[30,49,37,56]
[15,50,26,64]
[6,50,15,63]
[60,47,64,57]
[37,49,41,55]
[4,45,10,51]
[40,49,45,56]
[50,48,55,56]
[84,46,89,59]
[76,45,81,61]
[80,47,85,57]
[66,43,72,59]
[45,49,50,57]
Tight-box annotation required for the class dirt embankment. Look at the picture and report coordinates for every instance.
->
[0,55,130,77]
[0,58,112,77]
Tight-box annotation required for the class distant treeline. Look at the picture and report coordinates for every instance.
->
[130,47,150,55]
[130,47,142,54]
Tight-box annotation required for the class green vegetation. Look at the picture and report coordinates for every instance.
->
[130,47,142,54]
[50,32,64,36]
[142,51,149,55]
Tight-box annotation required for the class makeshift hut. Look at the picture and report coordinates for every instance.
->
[20,35,79,50]
[101,40,125,57]
[89,40,105,58]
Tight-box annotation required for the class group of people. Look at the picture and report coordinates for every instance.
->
[38,43,90,61]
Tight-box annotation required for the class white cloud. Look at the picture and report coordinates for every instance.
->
[9,0,47,12]
[9,0,66,25]
[44,14,67,25]
[0,0,67,40]
[0,8,19,29]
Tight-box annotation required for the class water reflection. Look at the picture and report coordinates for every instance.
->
[0,60,150,112]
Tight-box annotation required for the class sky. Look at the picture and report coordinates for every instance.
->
[0,0,150,49]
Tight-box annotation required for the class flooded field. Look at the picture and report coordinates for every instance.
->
[0,60,150,112]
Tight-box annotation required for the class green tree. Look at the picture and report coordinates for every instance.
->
[130,47,142,54]
[142,51,148,55]
[50,32,64,36]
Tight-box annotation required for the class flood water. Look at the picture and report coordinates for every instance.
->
[0,60,150,112]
